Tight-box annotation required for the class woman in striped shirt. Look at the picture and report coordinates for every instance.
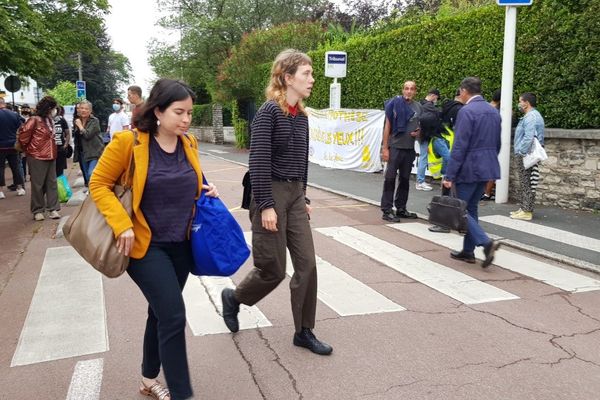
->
[221,49,332,355]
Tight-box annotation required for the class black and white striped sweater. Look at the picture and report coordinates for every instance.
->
[249,100,309,211]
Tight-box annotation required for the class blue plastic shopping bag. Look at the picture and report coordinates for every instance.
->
[190,182,250,276]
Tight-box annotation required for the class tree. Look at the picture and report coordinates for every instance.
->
[45,81,78,106]
[0,0,109,79]
[39,31,131,127]
[149,0,330,101]
[217,22,325,101]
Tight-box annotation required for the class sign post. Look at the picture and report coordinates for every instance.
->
[325,51,347,110]
[4,75,21,109]
[76,80,86,100]
[495,0,533,204]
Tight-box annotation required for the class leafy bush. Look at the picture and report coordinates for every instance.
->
[217,22,325,102]
[231,100,250,149]
[221,1,599,128]
[192,104,212,126]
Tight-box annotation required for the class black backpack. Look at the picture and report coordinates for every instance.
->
[419,101,442,140]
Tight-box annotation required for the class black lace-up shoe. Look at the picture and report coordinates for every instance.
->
[221,288,240,333]
[382,210,401,222]
[396,209,417,219]
[428,225,450,233]
[450,250,476,264]
[482,240,500,268]
[293,328,333,355]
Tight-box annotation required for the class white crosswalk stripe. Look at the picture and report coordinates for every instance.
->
[243,232,406,316]
[66,358,104,400]
[480,215,600,253]
[12,246,108,367]
[316,226,519,305]
[390,222,600,293]
[183,275,271,336]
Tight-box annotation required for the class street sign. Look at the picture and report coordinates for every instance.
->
[76,80,86,99]
[497,0,533,5]
[4,75,21,93]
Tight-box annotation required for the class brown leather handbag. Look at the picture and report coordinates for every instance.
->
[63,133,137,278]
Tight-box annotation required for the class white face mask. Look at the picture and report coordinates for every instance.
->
[51,109,58,118]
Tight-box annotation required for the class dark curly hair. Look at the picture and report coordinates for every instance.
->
[35,96,58,118]
[134,79,196,135]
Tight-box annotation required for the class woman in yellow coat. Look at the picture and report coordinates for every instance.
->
[90,79,218,400]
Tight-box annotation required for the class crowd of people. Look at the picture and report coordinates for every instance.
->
[380,78,545,266]
[0,85,145,220]
[1,49,546,399]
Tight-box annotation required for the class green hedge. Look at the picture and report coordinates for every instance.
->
[192,103,233,126]
[236,1,599,129]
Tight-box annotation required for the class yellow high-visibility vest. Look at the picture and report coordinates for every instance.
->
[427,125,455,179]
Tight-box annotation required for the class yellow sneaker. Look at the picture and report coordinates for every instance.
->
[509,208,522,216]
[511,210,532,221]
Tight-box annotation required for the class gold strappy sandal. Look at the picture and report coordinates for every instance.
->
[140,380,170,400]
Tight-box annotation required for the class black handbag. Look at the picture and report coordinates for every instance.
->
[427,186,468,234]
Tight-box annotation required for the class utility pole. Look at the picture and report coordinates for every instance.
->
[495,0,533,203]
[78,52,83,81]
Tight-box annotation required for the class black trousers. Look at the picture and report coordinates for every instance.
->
[128,241,194,400]
[0,149,24,187]
[381,147,416,212]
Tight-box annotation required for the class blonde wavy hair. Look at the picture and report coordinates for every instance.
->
[265,49,312,116]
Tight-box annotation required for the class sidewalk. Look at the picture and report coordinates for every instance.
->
[198,142,600,272]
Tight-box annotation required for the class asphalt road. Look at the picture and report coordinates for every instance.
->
[0,155,599,399]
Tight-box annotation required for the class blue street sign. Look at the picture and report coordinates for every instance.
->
[77,89,86,99]
[497,0,533,5]
[76,80,86,90]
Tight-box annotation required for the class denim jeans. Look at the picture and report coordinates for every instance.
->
[432,137,450,176]
[416,139,429,183]
[82,159,98,181]
[127,241,194,400]
[455,182,491,255]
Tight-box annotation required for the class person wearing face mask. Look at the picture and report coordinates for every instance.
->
[17,96,61,221]
[106,98,130,143]
[90,79,218,400]
[510,92,545,221]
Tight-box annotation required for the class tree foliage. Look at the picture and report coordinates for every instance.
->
[0,0,109,79]
[149,0,330,100]
[45,81,78,106]
[217,22,325,101]
[38,31,131,127]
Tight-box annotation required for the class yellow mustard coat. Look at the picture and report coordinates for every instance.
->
[89,130,203,259]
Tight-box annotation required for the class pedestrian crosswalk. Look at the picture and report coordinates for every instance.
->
[390,223,600,293]
[315,226,519,305]
[11,220,600,371]
[479,215,600,253]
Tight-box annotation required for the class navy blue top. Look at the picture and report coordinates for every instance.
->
[0,109,23,148]
[141,135,198,243]
[445,96,502,183]
[384,96,416,136]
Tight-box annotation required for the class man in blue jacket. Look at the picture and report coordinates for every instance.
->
[0,98,26,199]
[443,77,500,268]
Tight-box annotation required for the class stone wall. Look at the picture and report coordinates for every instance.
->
[188,126,235,144]
[509,129,599,211]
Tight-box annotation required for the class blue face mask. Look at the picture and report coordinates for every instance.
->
[112,104,120,112]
